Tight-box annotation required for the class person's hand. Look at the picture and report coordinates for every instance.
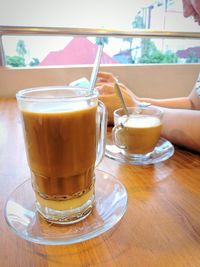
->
[182,0,200,24]
[96,71,117,83]
[95,72,138,125]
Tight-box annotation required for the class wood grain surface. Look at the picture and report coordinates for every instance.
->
[1,98,200,267]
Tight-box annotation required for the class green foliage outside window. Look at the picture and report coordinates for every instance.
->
[185,51,199,63]
[29,58,40,66]
[95,37,109,46]
[138,39,178,64]
[6,40,40,67]
[6,55,26,67]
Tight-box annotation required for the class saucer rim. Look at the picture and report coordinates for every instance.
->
[105,135,174,165]
[4,169,128,245]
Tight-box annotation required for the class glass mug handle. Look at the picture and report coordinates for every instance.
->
[95,100,107,167]
[112,123,126,149]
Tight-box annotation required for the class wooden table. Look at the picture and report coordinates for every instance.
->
[1,98,200,267]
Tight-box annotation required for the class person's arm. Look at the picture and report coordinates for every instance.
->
[97,71,200,110]
[160,107,200,152]
[138,96,192,109]
[188,74,200,109]
[138,73,200,110]
[135,75,200,152]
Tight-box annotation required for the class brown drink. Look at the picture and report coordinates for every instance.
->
[117,114,162,154]
[17,87,107,223]
[113,106,163,159]
[21,105,97,209]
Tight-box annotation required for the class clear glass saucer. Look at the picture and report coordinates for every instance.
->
[105,133,174,165]
[4,170,128,245]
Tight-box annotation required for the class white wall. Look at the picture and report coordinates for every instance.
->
[0,0,146,29]
[1,64,200,98]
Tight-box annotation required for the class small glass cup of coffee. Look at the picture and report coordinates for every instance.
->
[16,86,107,224]
[112,106,163,161]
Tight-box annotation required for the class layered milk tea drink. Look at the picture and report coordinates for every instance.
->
[113,107,162,157]
[16,87,107,224]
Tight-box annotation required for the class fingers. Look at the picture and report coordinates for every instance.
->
[96,72,117,83]
[96,77,139,103]
[96,82,129,96]
[96,82,139,106]
[95,72,139,107]
[95,83,115,95]
[96,80,138,125]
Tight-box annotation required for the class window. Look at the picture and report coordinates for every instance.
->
[1,0,200,67]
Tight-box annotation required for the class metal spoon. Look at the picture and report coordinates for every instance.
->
[114,81,129,117]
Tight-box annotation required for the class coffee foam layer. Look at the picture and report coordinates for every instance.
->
[21,101,93,113]
[119,115,161,128]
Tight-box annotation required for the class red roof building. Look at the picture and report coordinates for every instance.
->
[39,37,117,66]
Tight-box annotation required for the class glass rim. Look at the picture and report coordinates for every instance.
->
[16,86,98,102]
[114,106,163,117]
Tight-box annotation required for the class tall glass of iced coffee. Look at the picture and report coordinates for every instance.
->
[16,86,107,224]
